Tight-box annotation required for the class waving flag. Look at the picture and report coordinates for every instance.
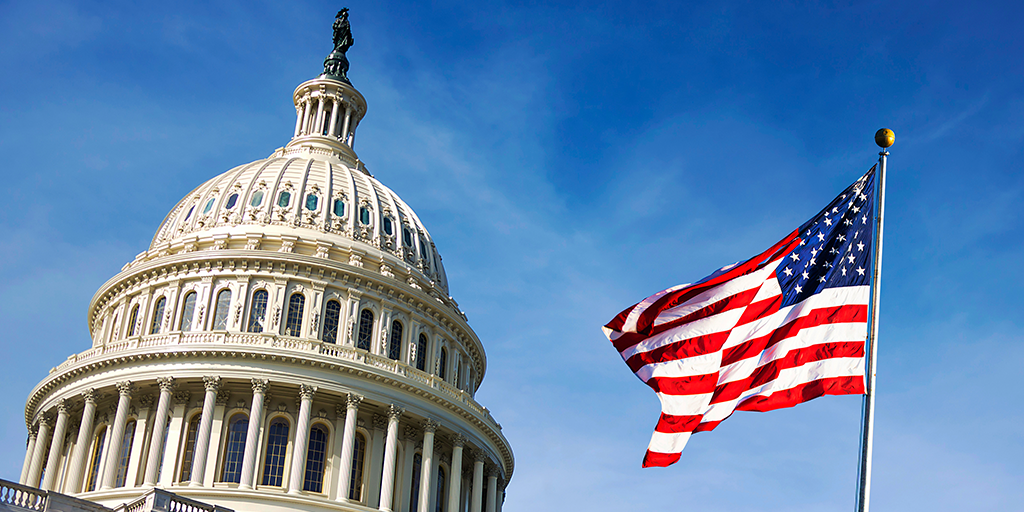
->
[604,167,877,468]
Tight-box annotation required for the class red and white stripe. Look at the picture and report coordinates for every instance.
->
[604,232,868,468]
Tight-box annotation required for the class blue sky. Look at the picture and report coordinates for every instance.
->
[1,0,1022,510]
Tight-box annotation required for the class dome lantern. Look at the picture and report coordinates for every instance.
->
[285,8,367,159]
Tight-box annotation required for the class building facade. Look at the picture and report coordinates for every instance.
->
[16,12,512,512]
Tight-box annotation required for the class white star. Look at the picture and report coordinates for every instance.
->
[852,205,860,213]
[847,253,856,264]
[824,261,832,269]
[824,217,833,226]
[811,247,819,257]
[856,267,865,276]
[841,267,847,276]
[830,247,839,255]
[790,252,800,262]
[817,232,826,242]
[838,234,846,242]
[859,192,868,201]
[799,239,807,246]
[857,241,865,252]
[783,267,793,277]
[819,276,827,283]
[832,206,839,214]
[794,285,803,293]
[848,201,854,209]
[806,230,812,237]
[844,218,853,226]
[854,231,860,238]
[801,271,810,280]
[809,257,816,266]
[862,215,868,224]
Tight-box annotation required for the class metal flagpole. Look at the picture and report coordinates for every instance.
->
[856,128,893,512]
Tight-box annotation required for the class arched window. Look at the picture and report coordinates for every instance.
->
[435,466,446,512]
[302,424,329,492]
[333,199,345,217]
[85,429,106,491]
[128,305,140,336]
[179,292,197,331]
[383,217,393,235]
[359,206,370,225]
[178,414,201,482]
[416,334,428,371]
[305,194,319,211]
[212,289,231,330]
[225,193,239,210]
[322,300,341,344]
[261,419,290,486]
[247,290,269,333]
[357,309,374,351]
[219,413,249,483]
[438,347,448,381]
[348,432,366,500]
[114,420,136,487]
[409,452,423,512]
[150,297,166,334]
[403,228,413,247]
[277,191,291,208]
[388,320,403,361]
[202,197,216,214]
[285,293,305,336]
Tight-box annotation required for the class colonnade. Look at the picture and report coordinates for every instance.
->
[20,377,504,512]
[293,92,359,148]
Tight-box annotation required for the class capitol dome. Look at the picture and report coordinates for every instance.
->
[15,10,511,512]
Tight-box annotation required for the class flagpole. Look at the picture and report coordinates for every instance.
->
[856,128,893,512]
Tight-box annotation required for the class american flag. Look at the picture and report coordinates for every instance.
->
[604,166,877,468]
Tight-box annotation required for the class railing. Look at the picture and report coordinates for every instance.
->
[50,332,499,428]
[113,489,230,512]
[0,480,46,512]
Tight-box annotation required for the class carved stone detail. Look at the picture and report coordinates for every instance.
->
[215,390,231,405]
[203,376,222,392]
[371,414,387,431]
[298,384,317,401]
[422,418,439,434]
[157,377,176,392]
[116,381,136,398]
[251,378,269,393]
[173,391,191,405]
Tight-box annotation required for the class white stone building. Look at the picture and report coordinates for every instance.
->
[13,13,512,512]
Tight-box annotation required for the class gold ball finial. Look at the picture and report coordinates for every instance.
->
[875,128,895,148]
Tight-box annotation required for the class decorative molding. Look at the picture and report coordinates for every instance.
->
[422,418,439,434]
[138,394,155,408]
[386,403,404,421]
[298,384,317,401]
[215,389,231,405]
[203,376,222,392]
[157,377,176,392]
[346,393,364,409]
[451,433,467,448]
[82,388,98,404]
[371,414,387,431]
[251,378,269,393]
[116,381,136,398]
[173,391,191,405]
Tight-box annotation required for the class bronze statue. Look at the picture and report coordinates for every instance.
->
[323,8,354,84]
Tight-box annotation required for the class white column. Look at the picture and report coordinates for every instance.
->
[336,393,363,502]
[300,100,311,135]
[470,452,485,512]
[42,400,71,490]
[159,391,190,486]
[65,390,97,492]
[26,417,51,486]
[417,420,438,512]
[340,106,352,143]
[20,426,38,484]
[288,384,317,494]
[314,98,326,135]
[202,391,229,486]
[328,98,341,137]
[485,472,498,512]
[446,434,464,512]
[378,405,404,512]
[293,105,303,137]
[100,382,134,490]
[188,376,220,486]
[143,378,175,486]
[239,378,268,489]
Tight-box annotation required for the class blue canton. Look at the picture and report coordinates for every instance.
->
[775,167,877,308]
